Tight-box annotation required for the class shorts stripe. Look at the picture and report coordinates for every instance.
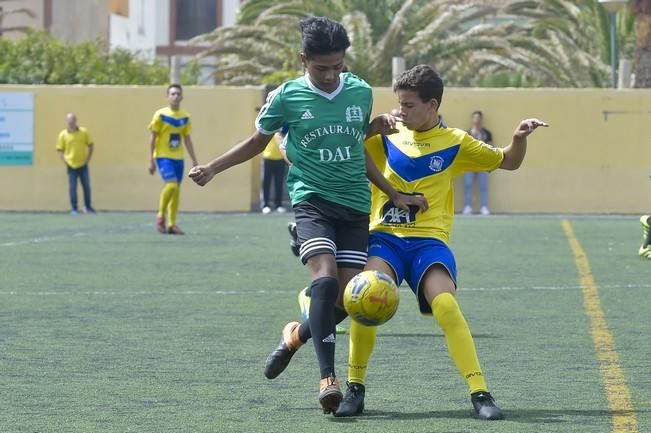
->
[300,237,337,262]
[336,249,368,267]
[337,249,367,257]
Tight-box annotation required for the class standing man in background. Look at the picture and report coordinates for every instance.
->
[56,113,95,215]
[463,110,493,215]
[148,84,198,235]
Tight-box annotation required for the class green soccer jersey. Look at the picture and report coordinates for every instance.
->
[256,72,373,214]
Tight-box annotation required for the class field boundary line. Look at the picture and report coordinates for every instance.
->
[561,219,639,433]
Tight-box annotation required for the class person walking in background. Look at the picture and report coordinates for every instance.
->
[56,113,95,215]
[261,125,288,214]
[148,84,198,235]
[463,110,493,215]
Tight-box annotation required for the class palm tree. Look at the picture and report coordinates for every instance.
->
[634,0,651,87]
[0,0,35,34]
[196,0,504,86]
[471,0,636,87]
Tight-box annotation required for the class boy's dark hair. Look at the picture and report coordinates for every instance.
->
[472,110,483,117]
[167,83,182,93]
[299,17,350,58]
[393,65,444,107]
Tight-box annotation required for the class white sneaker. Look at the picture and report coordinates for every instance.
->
[262,206,272,215]
[462,205,473,215]
[480,206,491,216]
[275,206,287,213]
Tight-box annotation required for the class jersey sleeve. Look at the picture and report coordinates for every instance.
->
[364,133,388,175]
[255,86,284,135]
[184,116,192,136]
[55,131,65,150]
[148,110,162,133]
[453,132,504,175]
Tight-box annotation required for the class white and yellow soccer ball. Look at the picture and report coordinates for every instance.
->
[343,270,399,326]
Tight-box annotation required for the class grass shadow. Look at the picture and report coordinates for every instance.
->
[326,408,643,424]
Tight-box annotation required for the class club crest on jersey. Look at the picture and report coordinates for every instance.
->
[429,155,445,172]
[345,105,364,122]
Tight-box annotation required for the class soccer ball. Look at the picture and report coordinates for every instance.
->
[343,270,399,326]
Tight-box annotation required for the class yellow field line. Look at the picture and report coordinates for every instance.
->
[561,220,639,433]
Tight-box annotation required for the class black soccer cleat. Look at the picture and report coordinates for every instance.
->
[471,391,504,420]
[334,382,365,417]
[264,321,302,379]
[288,221,300,257]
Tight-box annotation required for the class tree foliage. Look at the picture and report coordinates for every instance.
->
[469,0,637,88]
[0,31,173,85]
[198,0,647,88]
[197,0,502,86]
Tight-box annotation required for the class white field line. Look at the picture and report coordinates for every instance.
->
[0,283,649,297]
[0,215,222,247]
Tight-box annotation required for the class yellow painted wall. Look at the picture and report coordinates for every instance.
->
[374,88,651,213]
[1,86,650,213]
[0,85,263,212]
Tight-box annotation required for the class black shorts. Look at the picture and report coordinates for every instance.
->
[293,196,369,269]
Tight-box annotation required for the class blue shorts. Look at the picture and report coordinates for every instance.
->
[368,231,457,315]
[156,158,184,183]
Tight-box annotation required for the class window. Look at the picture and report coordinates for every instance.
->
[175,0,218,41]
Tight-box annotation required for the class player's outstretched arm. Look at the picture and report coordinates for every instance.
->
[189,131,273,187]
[500,118,549,171]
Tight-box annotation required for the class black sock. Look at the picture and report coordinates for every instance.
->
[646,217,651,247]
[298,307,348,343]
[308,276,339,378]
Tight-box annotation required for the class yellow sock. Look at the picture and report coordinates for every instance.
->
[432,292,488,394]
[166,183,180,227]
[347,320,377,385]
[158,182,177,218]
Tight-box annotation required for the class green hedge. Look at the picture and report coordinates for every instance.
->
[0,32,171,85]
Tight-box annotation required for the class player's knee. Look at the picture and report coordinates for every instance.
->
[310,276,339,303]
[432,292,462,326]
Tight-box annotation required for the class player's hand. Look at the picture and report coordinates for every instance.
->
[188,164,215,186]
[390,192,429,213]
[369,112,403,137]
[148,159,156,175]
[514,118,549,138]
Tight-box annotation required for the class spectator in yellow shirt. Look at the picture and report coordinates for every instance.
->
[56,113,95,215]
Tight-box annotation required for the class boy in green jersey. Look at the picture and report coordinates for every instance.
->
[189,17,425,414]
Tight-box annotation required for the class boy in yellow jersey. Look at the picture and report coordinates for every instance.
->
[148,84,198,234]
[268,65,548,419]
[56,113,95,215]
[336,65,547,419]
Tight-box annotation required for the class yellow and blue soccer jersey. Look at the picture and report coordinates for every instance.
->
[55,127,93,169]
[365,122,504,243]
[149,107,192,160]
